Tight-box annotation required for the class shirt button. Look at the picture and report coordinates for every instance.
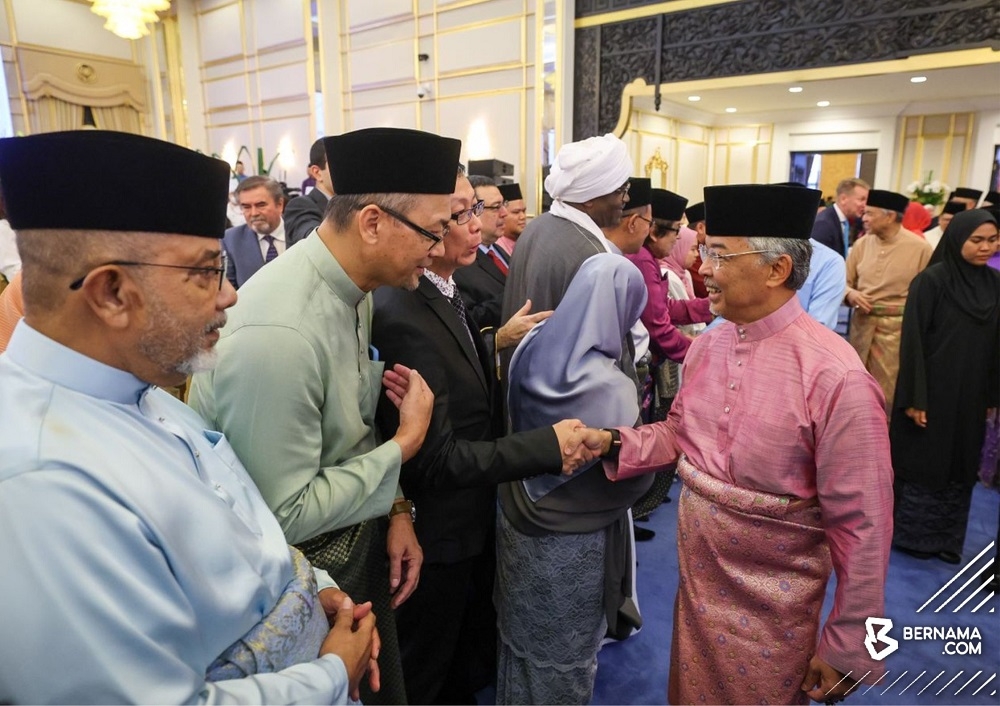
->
[724,406,731,413]
[158,416,165,422]
[736,360,742,367]
[728,382,735,389]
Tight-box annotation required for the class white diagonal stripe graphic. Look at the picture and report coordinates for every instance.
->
[862,671,889,695]
[917,541,995,612]
[972,590,994,613]
[899,671,925,695]
[954,572,992,612]
[825,670,854,696]
[941,562,993,612]
[936,671,963,696]
[954,671,981,696]
[844,671,870,697]
[972,673,996,696]
[881,671,908,696]
[918,671,945,695]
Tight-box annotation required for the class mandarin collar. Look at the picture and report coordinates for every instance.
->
[5,321,150,404]
[731,295,804,343]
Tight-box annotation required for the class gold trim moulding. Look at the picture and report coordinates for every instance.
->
[259,94,311,107]
[347,76,419,93]
[14,41,138,67]
[433,13,525,37]
[575,0,741,29]
[194,0,240,17]
[254,39,308,57]
[437,60,525,79]
[434,85,523,102]
[206,112,312,129]
[201,53,248,70]
[347,12,414,34]
[204,58,309,83]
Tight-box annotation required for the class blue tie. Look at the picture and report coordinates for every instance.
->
[841,220,850,254]
[263,235,278,263]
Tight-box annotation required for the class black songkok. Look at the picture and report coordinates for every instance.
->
[684,201,705,225]
[623,178,652,211]
[866,189,909,214]
[949,187,983,201]
[942,200,967,215]
[498,183,523,202]
[704,184,820,239]
[0,130,230,237]
[325,128,461,195]
[651,189,688,221]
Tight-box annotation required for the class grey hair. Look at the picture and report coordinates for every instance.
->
[17,229,157,314]
[234,175,285,205]
[746,237,812,291]
[324,193,419,229]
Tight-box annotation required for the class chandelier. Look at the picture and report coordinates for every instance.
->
[90,1,171,40]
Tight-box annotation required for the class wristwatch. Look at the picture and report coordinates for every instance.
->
[600,428,621,460]
[388,498,416,523]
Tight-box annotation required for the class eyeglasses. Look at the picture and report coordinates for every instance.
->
[482,202,505,211]
[613,182,631,200]
[634,215,653,226]
[451,199,485,225]
[698,244,772,271]
[377,204,446,248]
[69,250,229,291]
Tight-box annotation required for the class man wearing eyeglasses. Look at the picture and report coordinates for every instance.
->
[0,131,378,704]
[452,175,509,330]
[190,127,459,705]
[372,164,596,704]
[595,184,892,706]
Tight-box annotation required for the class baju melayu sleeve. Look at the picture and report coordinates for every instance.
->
[0,323,351,705]
[189,233,402,545]
[607,296,894,681]
[626,246,712,363]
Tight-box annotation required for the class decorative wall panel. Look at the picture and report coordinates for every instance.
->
[574,0,1000,138]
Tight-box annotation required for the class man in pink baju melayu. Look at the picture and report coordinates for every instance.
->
[594,184,894,705]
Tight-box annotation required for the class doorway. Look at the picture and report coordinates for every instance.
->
[790,150,877,203]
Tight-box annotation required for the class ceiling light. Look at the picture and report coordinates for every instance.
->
[725,107,737,113]
[816,101,830,107]
[788,86,803,93]
[910,76,927,83]
[687,95,701,102]
[90,0,170,39]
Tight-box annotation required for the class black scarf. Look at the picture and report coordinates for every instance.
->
[928,208,1000,324]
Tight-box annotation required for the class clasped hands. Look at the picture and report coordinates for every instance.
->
[552,420,613,475]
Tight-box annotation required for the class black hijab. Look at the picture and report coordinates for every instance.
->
[928,208,1000,323]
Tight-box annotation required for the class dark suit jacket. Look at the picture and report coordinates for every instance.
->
[372,277,559,564]
[283,188,329,246]
[452,249,506,331]
[811,205,847,258]
[223,224,265,289]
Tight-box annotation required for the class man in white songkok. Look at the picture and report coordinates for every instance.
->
[495,134,655,704]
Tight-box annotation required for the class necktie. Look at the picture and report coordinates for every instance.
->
[487,249,509,276]
[263,235,278,263]
[841,220,850,255]
[449,290,469,331]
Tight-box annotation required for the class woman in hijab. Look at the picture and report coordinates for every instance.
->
[497,254,649,705]
[661,225,707,338]
[890,208,1000,564]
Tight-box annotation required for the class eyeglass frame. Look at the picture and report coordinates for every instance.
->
[698,244,773,271]
[451,199,485,225]
[69,249,229,291]
[612,181,631,201]
[376,204,446,249]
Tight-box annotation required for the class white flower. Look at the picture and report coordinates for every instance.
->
[929,180,942,192]
[906,181,921,193]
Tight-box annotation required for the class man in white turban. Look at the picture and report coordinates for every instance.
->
[494,133,654,704]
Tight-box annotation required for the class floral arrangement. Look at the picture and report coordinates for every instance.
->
[905,171,950,208]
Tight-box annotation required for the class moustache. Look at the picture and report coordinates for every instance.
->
[204,317,227,335]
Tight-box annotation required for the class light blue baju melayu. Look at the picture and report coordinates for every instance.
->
[0,322,351,705]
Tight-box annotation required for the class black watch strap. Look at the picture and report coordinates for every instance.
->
[600,428,621,459]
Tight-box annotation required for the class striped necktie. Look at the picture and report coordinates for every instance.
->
[487,249,509,276]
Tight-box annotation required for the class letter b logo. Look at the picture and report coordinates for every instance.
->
[864,617,899,661]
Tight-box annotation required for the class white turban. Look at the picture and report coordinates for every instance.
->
[544,133,631,203]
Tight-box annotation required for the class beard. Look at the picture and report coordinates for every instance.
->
[137,296,226,380]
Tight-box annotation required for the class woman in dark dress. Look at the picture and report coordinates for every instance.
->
[890,208,1000,564]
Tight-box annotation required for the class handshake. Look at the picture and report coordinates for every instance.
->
[551,420,613,475]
